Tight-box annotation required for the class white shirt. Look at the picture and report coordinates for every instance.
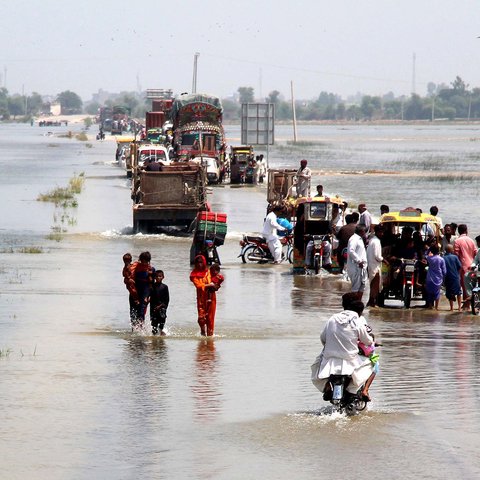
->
[262,211,285,241]
[367,235,383,280]
[347,233,367,270]
[295,166,312,197]
[316,310,374,378]
[358,210,372,232]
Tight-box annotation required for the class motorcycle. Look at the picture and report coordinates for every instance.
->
[378,257,422,308]
[468,267,480,315]
[239,234,293,264]
[306,234,330,274]
[323,375,368,416]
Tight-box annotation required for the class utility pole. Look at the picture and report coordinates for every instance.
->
[411,53,416,95]
[192,52,200,94]
[259,67,263,101]
[291,81,298,143]
[431,96,435,122]
[22,84,27,116]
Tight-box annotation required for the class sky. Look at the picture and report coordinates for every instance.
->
[1,0,480,102]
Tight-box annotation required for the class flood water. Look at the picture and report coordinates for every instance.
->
[1,122,480,479]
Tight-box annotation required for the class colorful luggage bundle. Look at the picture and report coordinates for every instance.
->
[194,211,228,246]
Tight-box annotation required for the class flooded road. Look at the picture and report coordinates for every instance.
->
[1,123,480,479]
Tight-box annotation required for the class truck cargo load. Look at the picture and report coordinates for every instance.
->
[132,163,207,232]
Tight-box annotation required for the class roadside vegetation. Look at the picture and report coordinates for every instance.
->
[2,74,480,125]
[228,76,480,122]
[37,173,84,241]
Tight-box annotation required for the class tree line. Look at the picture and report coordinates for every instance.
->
[2,75,480,123]
[228,76,480,122]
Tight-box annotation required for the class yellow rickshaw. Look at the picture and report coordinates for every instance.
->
[378,207,442,308]
[115,136,135,176]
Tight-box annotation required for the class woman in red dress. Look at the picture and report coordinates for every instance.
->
[190,255,216,336]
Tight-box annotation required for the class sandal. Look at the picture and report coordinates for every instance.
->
[361,392,371,402]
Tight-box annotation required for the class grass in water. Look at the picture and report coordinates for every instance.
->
[46,225,66,242]
[19,247,43,254]
[0,348,12,358]
[37,187,74,203]
[286,140,328,147]
[0,247,44,253]
[68,172,85,194]
[38,173,85,204]
[75,132,88,141]
[58,131,74,139]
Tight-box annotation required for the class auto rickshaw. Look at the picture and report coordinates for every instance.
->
[230,146,254,184]
[377,207,442,308]
[292,196,344,274]
[115,136,135,175]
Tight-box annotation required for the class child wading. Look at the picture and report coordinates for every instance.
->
[129,251,155,331]
[150,270,170,336]
[122,253,138,326]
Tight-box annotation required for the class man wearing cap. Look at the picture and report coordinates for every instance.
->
[295,159,312,197]
[358,203,372,233]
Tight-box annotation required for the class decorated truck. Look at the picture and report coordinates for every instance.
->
[171,93,226,161]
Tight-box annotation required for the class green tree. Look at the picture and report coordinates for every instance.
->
[238,86,254,103]
[8,95,25,118]
[222,98,240,121]
[85,101,101,115]
[360,95,381,119]
[335,103,346,120]
[57,90,83,114]
[404,94,424,120]
[27,92,43,115]
[0,87,9,119]
[317,91,338,106]
[118,92,139,112]
[451,76,468,94]
[266,90,280,104]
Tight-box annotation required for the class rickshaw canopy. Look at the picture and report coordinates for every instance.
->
[379,207,441,240]
[379,208,441,226]
[116,136,135,144]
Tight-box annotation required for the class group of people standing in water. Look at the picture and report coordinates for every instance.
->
[122,251,223,337]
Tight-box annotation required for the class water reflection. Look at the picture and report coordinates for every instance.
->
[192,339,222,421]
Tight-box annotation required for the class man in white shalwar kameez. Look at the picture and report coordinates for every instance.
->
[346,224,368,300]
[366,224,385,307]
[262,206,286,263]
[311,294,374,395]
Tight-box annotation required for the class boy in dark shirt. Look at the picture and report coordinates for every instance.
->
[150,270,170,336]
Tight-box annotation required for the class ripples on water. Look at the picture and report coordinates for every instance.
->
[2,124,480,479]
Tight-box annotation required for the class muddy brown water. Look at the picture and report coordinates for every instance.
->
[1,123,480,479]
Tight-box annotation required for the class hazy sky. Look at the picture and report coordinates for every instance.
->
[1,0,480,101]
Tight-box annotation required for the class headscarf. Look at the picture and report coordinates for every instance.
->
[190,255,209,279]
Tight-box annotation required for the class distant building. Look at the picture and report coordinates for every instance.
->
[50,103,61,116]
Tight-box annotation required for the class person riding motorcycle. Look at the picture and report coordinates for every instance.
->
[311,293,376,401]
[262,205,287,264]
[387,226,419,292]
